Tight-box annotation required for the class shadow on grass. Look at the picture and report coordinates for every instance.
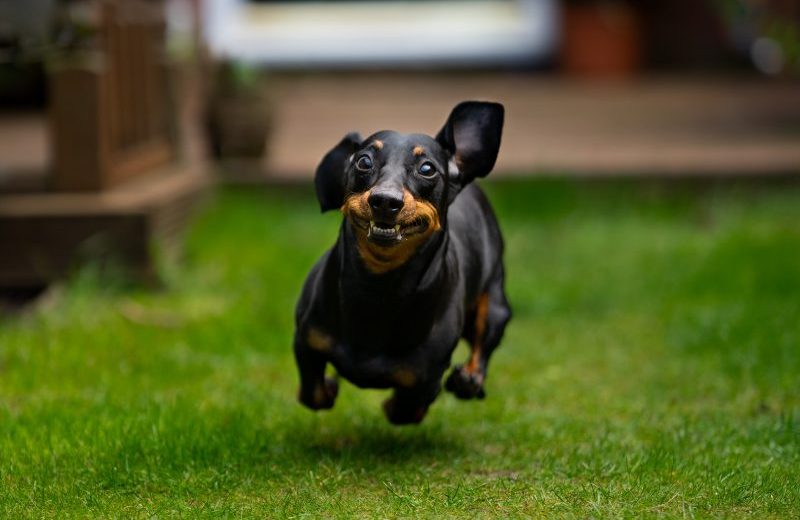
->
[66,401,467,492]
[282,419,465,466]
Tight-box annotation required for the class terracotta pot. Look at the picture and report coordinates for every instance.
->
[562,2,643,78]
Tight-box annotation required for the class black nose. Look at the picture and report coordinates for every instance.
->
[368,189,404,221]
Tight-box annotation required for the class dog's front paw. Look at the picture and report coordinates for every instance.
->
[445,365,486,400]
[382,397,429,425]
[298,377,339,410]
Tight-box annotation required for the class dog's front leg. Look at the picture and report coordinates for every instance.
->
[294,329,338,411]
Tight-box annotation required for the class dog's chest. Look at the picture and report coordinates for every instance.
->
[329,336,438,389]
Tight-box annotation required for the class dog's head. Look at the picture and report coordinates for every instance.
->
[315,101,504,273]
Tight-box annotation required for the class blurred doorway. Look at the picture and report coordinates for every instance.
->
[204,0,559,67]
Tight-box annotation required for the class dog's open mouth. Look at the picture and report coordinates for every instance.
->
[350,215,429,245]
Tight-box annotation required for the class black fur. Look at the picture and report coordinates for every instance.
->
[295,101,511,425]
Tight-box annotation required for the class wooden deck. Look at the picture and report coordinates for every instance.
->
[5,75,800,188]
[0,165,211,290]
[0,83,211,292]
[247,74,800,180]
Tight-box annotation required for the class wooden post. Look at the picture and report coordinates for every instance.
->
[49,0,173,192]
[50,59,110,191]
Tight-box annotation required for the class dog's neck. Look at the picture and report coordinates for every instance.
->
[332,220,455,335]
[332,221,452,350]
[337,221,450,297]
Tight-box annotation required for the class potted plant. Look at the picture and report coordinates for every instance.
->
[205,60,271,162]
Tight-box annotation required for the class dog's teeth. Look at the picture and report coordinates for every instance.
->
[367,220,402,240]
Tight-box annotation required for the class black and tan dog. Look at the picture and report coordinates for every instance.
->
[294,101,511,425]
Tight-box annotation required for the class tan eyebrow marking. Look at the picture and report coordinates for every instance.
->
[413,146,425,156]
[371,140,384,150]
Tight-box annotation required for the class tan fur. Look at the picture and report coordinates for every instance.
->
[307,327,333,352]
[393,368,417,387]
[465,293,490,379]
[372,140,384,150]
[341,189,441,274]
[413,145,425,156]
[312,383,327,407]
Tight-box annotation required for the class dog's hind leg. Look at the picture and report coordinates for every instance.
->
[383,379,441,425]
[445,273,511,400]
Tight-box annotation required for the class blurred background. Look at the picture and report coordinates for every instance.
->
[3,4,800,514]
[0,0,799,298]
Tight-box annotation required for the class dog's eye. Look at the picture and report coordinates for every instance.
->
[418,162,436,177]
[355,155,373,172]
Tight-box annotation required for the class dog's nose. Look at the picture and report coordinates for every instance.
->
[368,189,404,220]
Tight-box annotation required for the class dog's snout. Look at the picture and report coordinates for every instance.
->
[368,189,404,220]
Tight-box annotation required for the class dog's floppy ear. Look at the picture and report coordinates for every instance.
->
[314,132,362,212]
[436,101,504,184]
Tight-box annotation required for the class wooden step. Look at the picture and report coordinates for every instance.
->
[0,165,212,289]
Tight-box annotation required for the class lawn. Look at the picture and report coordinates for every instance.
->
[1,179,799,517]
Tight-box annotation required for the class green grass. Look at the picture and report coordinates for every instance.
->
[1,179,799,517]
